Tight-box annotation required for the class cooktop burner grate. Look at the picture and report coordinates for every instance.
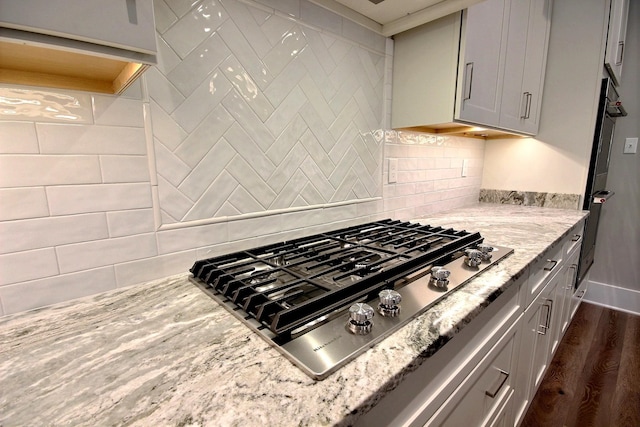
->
[190,219,483,339]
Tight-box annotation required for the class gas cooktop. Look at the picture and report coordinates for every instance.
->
[189,219,513,379]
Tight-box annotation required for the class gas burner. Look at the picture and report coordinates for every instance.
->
[189,219,513,380]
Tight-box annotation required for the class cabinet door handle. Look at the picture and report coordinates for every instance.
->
[520,92,532,119]
[537,299,553,335]
[616,41,624,65]
[126,0,138,24]
[572,234,582,242]
[566,265,578,290]
[485,369,510,398]
[577,289,585,299]
[544,259,558,272]
[463,62,474,100]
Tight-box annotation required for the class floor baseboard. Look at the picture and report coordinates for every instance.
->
[583,280,640,316]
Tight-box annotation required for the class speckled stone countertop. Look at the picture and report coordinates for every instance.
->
[0,204,587,427]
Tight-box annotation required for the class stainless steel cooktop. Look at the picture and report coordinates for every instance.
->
[189,219,513,379]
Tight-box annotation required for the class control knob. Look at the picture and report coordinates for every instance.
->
[378,289,402,317]
[429,267,450,289]
[347,303,374,335]
[464,248,482,267]
[477,243,494,261]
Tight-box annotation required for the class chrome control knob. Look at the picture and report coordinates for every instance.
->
[347,303,374,334]
[378,289,402,317]
[477,243,494,261]
[429,267,450,289]
[464,249,482,267]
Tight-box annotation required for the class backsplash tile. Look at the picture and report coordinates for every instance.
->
[0,0,484,316]
[149,0,384,226]
[0,187,49,221]
[0,155,102,187]
[0,86,93,124]
[382,131,485,220]
[0,248,59,286]
[0,122,38,154]
[479,189,581,209]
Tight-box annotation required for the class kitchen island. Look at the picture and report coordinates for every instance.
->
[0,204,587,427]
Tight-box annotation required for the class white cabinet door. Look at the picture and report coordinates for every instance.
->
[561,250,580,333]
[499,0,551,134]
[605,0,629,85]
[513,276,555,425]
[0,0,156,54]
[425,318,520,427]
[456,0,509,127]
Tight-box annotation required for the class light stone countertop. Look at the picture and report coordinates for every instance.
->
[0,204,588,427]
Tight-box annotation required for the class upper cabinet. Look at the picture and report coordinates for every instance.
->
[392,0,552,137]
[0,0,157,94]
[604,0,629,86]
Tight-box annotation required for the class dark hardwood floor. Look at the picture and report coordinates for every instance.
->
[522,301,640,427]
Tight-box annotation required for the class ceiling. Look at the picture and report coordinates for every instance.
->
[326,0,485,36]
[333,0,446,25]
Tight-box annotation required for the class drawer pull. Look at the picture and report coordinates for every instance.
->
[566,265,578,290]
[572,234,581,242]
[544,259,559,271]
[537,299,553,335]
[485,369,510,398]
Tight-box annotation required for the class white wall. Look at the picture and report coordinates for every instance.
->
[0,0,484,317]
[482,0,610,201]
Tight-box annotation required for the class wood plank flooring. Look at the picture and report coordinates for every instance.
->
[522,302,640,427]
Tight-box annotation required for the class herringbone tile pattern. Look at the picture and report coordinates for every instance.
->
[149,0,385,224]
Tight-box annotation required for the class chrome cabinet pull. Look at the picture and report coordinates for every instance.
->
[485,369,510,398]
[616,41,624,65]
[566,265,578,290]
[544,259,558,272]
[463,62,474,100]
[537,299,553,335]
[572,234,581,242]
[520,92,532,119]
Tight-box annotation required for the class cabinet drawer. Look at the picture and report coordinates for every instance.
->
[524,243,563,309]
[425,318,519,427]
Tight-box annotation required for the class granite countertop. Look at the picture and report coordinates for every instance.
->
[0,204,587,427]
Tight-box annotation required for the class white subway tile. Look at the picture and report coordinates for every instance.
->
[47,183,152,215]
[300,0,342,34]
[341,19,385,54]
[168,32,231,97]
[145,68,186,113]
[170,69,232,133]
[0,187,49,221]
[0,213,108,255]
[155,35,182,75]
[255,0,300,17]
[0,267,116,315]
[0,155,101,187]
[0,122,38,153]
[0,248,59,285]
[37,124,147,155]
[0,86,93,124]
[92,95,144,127]
[114,250,196,287]
[153,0,178,34]
[150,101,188,151]
[162,0,229,58]
[106,209,156,238]
[56,233,158,273]
[157,222,228,254]
[100,155,150,183]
